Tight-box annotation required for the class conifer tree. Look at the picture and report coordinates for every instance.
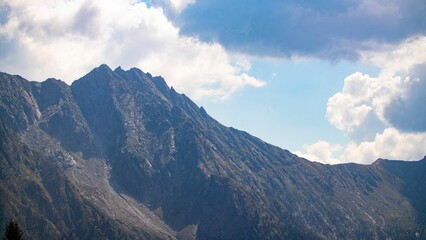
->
[3,220,24,240]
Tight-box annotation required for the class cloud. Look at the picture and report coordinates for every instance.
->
[325,71,407,141]
[298,127,426,165]
[362,36,426,73]
[295,141,342,165]
[174,0,426,60]
[299,37,426,164]
[0,0,264,100]
[299,127,426,165]
[385,64,426,132]
[150,0,195,13]
[341,128,426,164]
[326,37,426,138]
[360,37,426,132]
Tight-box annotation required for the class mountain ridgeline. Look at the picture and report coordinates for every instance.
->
[0,65,425,239]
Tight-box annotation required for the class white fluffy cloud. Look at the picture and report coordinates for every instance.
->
[0,0,264,100]
[298,128,426,165]
[326,71,410,139]
[295,141,342,165]
[168,0,195,12]
[342,128,426,164]
[298,37,426,164]
[362,36,426,74]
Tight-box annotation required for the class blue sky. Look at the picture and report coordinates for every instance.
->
[0,0,425,164]
[198,59,380,152]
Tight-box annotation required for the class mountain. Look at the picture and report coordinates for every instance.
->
[0,65,425,239]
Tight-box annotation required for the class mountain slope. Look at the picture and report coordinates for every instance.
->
[0,65,425,239]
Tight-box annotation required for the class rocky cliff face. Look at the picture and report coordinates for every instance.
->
[0,65,425,239]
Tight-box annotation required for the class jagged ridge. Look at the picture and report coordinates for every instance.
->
[0,65,425,239]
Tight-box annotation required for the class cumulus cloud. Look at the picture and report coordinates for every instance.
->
[342,128,426,164]
[295,141,342,165]
[326,71,408,140]
[326,37,426,138]
[299,128,426,165]
[174,0,426,60]
[385,64,426,132]
[0,0,264,100]
[299,37,426,164]
[361,37,426,132]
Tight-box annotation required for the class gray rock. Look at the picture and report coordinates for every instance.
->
[1,66,425,240]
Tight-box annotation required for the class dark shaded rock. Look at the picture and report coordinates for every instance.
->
[0,73,40,131]
[31,78,95,155]
[71,65,126,156]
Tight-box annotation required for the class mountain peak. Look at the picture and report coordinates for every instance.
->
[1,66,426,240]
[98,63,112,71]
[75,64,114,84]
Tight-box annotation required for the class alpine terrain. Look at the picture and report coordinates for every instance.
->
[0,65,425,239]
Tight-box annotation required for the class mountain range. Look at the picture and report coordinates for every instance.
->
[0,65,425,239]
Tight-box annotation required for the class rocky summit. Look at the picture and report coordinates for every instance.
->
[0,65,425,239]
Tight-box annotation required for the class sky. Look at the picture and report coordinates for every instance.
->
[0,0,425,164]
